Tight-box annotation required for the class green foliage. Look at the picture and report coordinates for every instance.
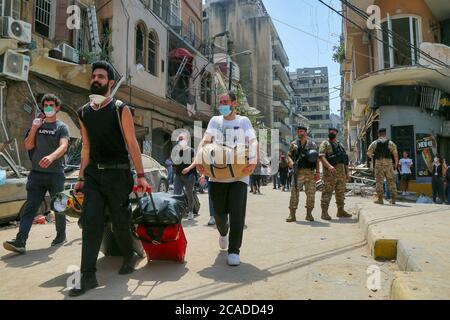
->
[332,41,345,64]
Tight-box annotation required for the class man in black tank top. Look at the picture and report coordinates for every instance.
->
[69,61,149,297]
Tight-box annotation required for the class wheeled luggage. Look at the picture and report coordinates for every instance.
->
[135,223,187,263]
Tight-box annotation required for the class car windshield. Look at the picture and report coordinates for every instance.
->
[0,155,18,179]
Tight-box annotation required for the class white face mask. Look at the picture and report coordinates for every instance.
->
[178,140,188,148]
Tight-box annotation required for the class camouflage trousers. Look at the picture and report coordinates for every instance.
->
[375,158,397,198]
[289,168,316,210]
[321,164,346,209]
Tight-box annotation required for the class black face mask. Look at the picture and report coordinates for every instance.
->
[329,133,337,140]
[90,81,109,95]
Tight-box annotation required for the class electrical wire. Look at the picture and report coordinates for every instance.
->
[340,0,449,69]
[320,0,450,79]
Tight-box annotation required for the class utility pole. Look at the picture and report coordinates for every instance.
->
[227,38,234,91]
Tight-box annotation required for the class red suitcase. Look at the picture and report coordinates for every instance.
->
[136,223,187,263]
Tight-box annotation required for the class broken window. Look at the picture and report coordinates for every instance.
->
[136,23,146,66]
[381,16,420,68]
[148,31,158,76]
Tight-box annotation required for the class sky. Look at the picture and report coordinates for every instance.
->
[263,0,343,115]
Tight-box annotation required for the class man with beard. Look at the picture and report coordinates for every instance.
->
[69,61,149,297]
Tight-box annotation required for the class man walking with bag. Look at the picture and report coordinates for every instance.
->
[69,61,149,297]
[196,92,258,266]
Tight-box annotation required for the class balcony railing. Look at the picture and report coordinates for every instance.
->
[140,0,207,54]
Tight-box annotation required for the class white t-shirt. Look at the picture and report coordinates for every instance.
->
[205,115,257,184]
[399,158,413,174]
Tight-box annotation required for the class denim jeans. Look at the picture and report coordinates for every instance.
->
[16,171,66,245]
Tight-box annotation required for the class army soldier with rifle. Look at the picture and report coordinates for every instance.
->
[319,127,352,220]
[286,126,320,222]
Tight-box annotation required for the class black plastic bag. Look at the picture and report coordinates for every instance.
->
[132,193,187,225]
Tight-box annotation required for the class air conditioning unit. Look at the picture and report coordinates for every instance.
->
[0,17,32,44]
[0,49,30,81]
[57,43,80,64]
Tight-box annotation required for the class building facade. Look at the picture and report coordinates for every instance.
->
[290,67,332,144]
[341,0,450,195]
[0,0,213,168]
[204,0,294,152]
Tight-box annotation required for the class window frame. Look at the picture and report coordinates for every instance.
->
[148,30,159,76]
[34,0,56,39]
[377,14,422,69]
[135,21,147,68]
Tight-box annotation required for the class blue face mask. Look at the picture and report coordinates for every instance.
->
[219,105,232,116]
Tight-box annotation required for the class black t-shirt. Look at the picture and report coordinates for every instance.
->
[78,100,129,165]
[173,147,195,176]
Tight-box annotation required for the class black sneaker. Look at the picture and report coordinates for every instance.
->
[51,236,67,247]
[3,239,26,254]
[69,276,99,297]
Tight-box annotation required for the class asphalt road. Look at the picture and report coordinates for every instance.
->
[0,186,397,300]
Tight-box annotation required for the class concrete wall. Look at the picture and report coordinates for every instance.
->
[378,105,443,138]
[112,0,168,98]
[181,0,203,42]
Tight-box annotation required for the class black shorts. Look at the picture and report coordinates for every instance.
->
[401,173,412,181]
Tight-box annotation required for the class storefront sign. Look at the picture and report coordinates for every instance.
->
[416,134,437,177]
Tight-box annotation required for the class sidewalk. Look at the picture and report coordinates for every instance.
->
[356,200,450,299]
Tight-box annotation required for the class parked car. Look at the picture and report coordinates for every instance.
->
[0,152,48,224]
[64,154,169,194]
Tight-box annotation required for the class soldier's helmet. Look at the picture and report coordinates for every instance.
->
[306,149,319,163]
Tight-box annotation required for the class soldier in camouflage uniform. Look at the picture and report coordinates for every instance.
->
[367,128,399,205]
[319,128,352,220]
[287,126,320,222]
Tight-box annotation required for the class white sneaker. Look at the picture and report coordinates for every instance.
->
[227,254,240,266]
[208,216,216,225]
[219,234,229,250]
[188,212,194,220]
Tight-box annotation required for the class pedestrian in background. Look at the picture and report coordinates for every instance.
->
[173,133,196,220]
[165,156,174,186]
[251,161,262,194]
[398,151,413,196]
[279,155,289,191]
[430,155,446,204]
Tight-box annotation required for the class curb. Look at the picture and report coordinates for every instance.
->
[357,208,448,299]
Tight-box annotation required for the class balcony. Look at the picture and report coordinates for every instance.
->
[351,66,450,118]
[272,39,289,67]
[419,42,450,68]
[273,78,290,101]
[273,120,292,137]
[273,99,290,114]
[272,59,290,85]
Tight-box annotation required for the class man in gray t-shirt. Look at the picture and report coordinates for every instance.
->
[3,94,70,255]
